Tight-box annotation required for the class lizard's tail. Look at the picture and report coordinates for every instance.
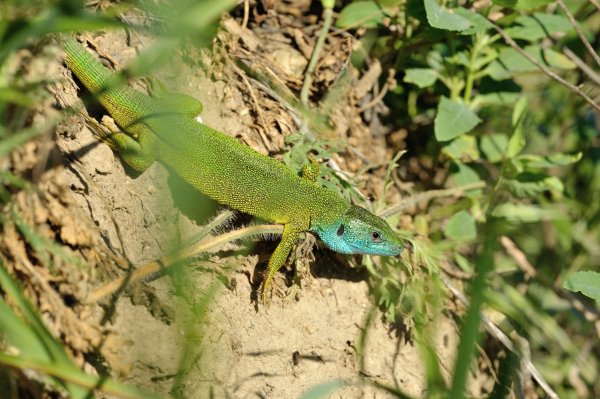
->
[60,34,115,97]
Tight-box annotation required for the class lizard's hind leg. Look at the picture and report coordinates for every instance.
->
[84,114,159,172]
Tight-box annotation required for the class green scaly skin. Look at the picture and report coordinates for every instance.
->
[61,35,403,303]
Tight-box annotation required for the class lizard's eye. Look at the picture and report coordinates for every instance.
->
[337,224,345,236]
[371,231,381,242]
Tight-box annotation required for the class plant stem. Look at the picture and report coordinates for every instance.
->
[463,35,482,104]
[300,4,334,106]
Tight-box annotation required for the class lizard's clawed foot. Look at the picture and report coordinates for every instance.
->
[82,113,120,150]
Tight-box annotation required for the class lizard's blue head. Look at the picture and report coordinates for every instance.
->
[316,205,403,256]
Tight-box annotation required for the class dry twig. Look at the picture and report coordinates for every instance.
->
[490,21,600,113]
[91,224,283,301]
[589,0,600,12]
[562,47,600,87]
[556,0,600,68]
[380,181,487,218]
[241,0,249,30]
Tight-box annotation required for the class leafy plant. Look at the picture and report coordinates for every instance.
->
[336,0,599,397]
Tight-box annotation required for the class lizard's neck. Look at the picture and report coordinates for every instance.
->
[309,187,349,233]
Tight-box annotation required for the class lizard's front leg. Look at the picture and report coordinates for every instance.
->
[301,157,320,183]
[261,223,302,304]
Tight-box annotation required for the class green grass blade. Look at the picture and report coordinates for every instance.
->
[0,300,50,361]
[0,260,87,398]
[449,225,497,399]
[0,353,162,399]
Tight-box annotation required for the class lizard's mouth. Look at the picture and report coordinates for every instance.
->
[383,243,404,256]
[349,241,403,256]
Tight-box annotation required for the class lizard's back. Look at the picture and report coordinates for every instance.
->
[151,115,346,225]
[63,36,347,226]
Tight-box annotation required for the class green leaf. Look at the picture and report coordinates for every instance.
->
[474,92,520,106]
[442,135,480,161]
[553,218,574,251]
[444,210,477,241]
[515,0,554,11]
[379,0,404,6]
[545,152,583,166]
[426,50,444,72]
[489,46,576,78]
[501,48,538,72]
[492,203,559,222]
[284,132,304,146]
[516,152,583,168]
[503,158,523,177]
[492,0,517,7]
[491,285,575,353]
[542,48,577,69]
[406,0,427,23]
[512,96,528,127]
[563,271,600,305]
[423,0,472,31]
[453,162,483,197]
[337,1,385,28]
[505,13,572,41]
[493,0,552,9]
[480,133,508,163]
[0,263,67,363]
[454,253,473,272]
[446,51,471,67]
[404,68,438,88]
[490,48,571,80]
[504,173,564,198]
[455,8,493,35]
[486,61,512,81]
[507,97,527,158]
[434,97,482,141]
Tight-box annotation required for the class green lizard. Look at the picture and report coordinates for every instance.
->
[61,35,403,302]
